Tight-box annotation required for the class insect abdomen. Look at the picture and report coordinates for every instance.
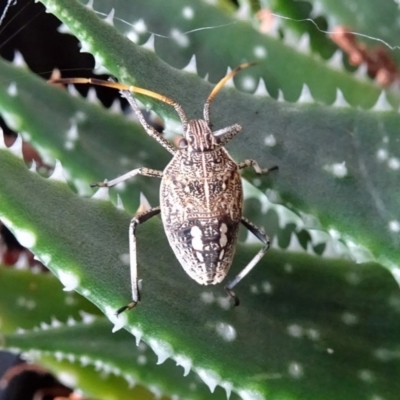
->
[160,148,243,284]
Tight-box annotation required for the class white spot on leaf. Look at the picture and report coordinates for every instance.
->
[182,6,194,19]
[58,270,80,291]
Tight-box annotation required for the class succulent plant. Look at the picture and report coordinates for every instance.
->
[0,0,400,399]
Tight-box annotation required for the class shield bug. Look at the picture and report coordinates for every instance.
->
[50,63,277,313]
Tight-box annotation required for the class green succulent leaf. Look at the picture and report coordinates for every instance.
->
[2,0,400,277]
[305,0,400,64]
[1,0,400,398]
[0,266,100,334]
[1,148,400,399]
[41,0,400,107]
[0,267,227,400]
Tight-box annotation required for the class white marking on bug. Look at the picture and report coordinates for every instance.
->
[196,252,204,262]
[253,45,267,58]
[264,134,276,147]
[148,338,174,365]
[388,157,400,170]
[182,6,194,19]
[376,148,388,161]
[170,28,190,47]
[389,220,400,232]
[190,226,203,251]
[219,223,228,247]
[201,153,211,209]
[218,249,225,260]
[197,368,221,393]
[215,322,237,341]
[288,361,304,378]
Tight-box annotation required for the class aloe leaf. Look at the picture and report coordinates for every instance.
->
[3,1,400,276]
[305,0,400,63]
[3,318,235,400]
[1,147,400,399]
[37,355,166,400]
[0,57,169,210]
[258,0,337,59]
[41,0,399,107]
[0,266,100,334]
[0,267,225,400]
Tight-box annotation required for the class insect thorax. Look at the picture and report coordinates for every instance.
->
[160,146,243,285]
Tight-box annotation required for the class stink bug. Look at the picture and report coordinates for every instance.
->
[50,63,278,313]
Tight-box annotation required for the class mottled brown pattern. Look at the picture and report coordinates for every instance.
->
[160,139,243,284]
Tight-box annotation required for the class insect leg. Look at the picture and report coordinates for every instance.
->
[119,88,177,155]
[116,206,161,316]
[225,217,270,306]
[237,159,278,175]
[214,124,242,146]
[90,168,163,188]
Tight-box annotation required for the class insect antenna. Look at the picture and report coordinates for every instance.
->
[203,62,256,125]
[48,76,188,131]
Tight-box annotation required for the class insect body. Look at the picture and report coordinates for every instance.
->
[50,63,277,313]
[160,120,243,285]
